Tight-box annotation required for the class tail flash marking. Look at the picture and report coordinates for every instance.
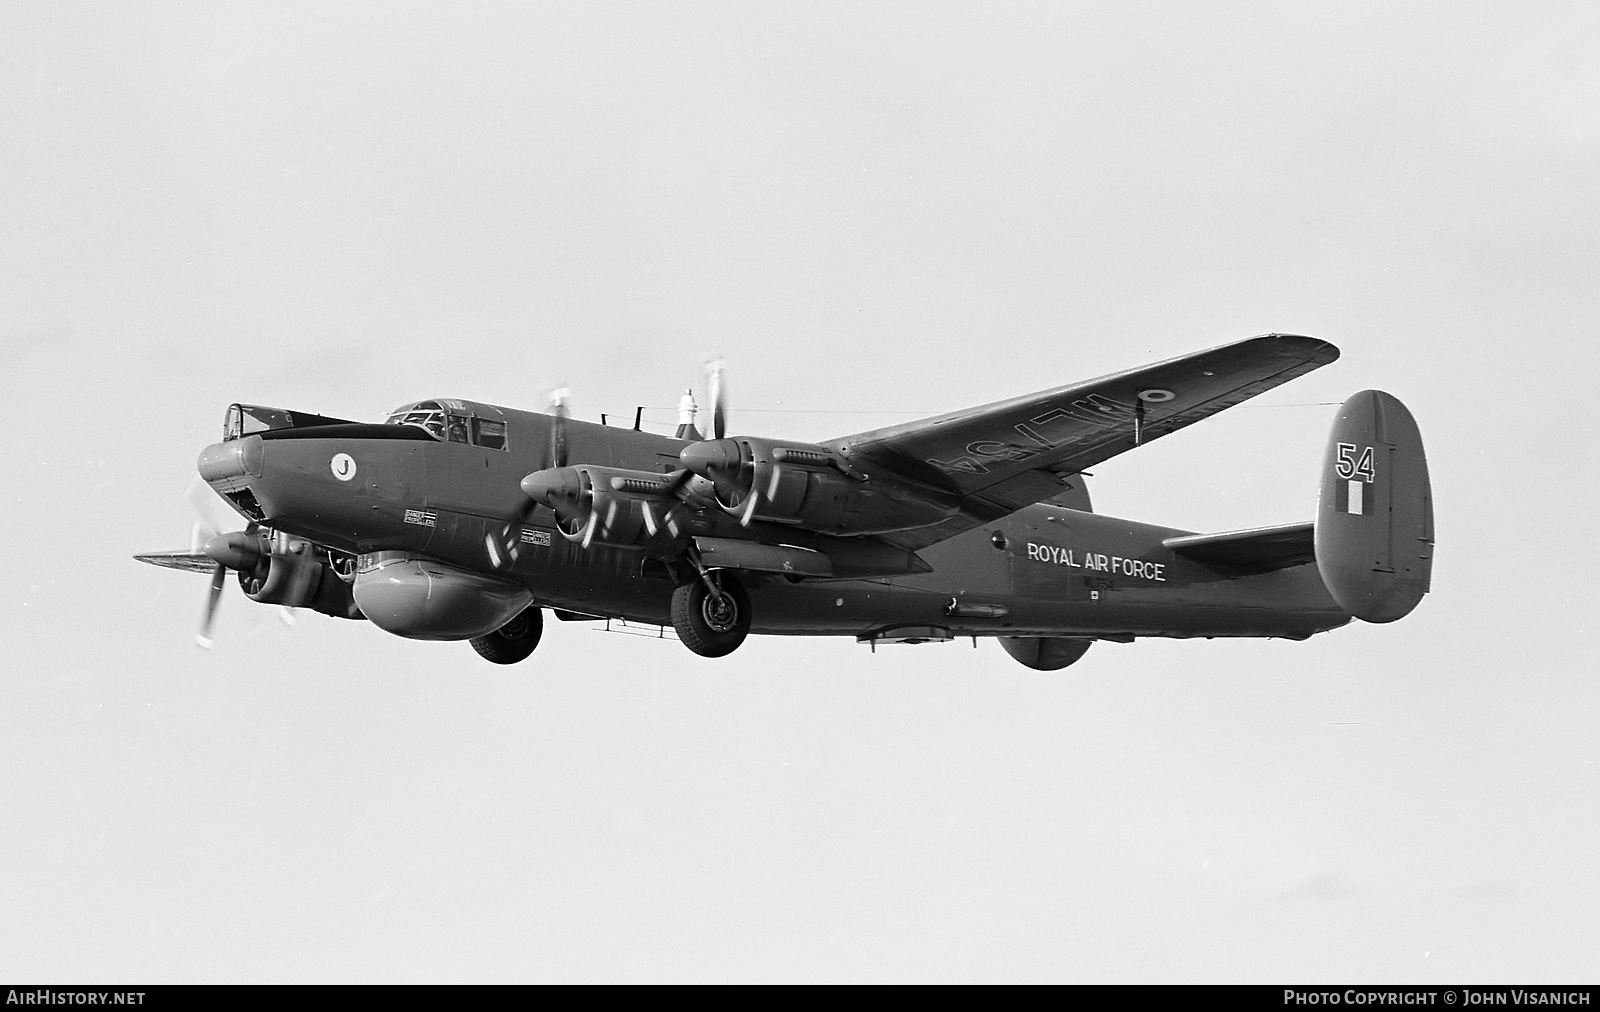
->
[1338,479,1365,515]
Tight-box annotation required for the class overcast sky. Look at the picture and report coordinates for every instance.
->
[3,1,1597,982]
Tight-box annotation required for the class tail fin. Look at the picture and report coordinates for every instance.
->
[1314,390,1434,622]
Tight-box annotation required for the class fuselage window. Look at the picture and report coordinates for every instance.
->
[446,414,470,443]
[471,418,507,450]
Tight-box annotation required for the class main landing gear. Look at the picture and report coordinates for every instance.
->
[470,606,544,664]
[671,571,750,658]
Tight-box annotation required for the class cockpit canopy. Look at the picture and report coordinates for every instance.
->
[384,399,508,450]
[217,400,508,450]
[222,403,358,441]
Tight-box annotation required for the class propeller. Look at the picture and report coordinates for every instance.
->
[484,388,572,569]
[706,357,728,440]
[187,475,242,552]
[177,479,321,646]
[677,438,762,525]
[195,522,263,648]
[547,385,570,470]
[680,356,758,524]
[185,477,250,648]
[519,467,590,543]
[485,362,726,568]
[198,562,227,648]
[520,465,696,551]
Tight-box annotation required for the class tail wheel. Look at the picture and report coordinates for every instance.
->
[470,607,544,664]
[671,574,750,658]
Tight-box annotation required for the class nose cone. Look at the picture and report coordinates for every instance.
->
[196,435,263,490]
[520,467,584,505]
[679,438,741,477]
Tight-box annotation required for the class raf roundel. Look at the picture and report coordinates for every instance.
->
[330,453,357,481]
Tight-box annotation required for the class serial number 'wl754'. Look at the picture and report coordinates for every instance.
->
[1026,542,1167,581]
[928,395,1139,475]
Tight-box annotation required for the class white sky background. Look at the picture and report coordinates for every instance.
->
[2,1,1597,983]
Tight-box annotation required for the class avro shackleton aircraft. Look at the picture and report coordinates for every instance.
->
[136,335,1433,669]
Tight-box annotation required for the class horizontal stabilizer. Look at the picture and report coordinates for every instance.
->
[134,551,218,574]
[1163,522,1315,572]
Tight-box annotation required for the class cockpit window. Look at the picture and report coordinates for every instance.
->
[385,401,447,441]
[471,418,507,450]
[384,402,506,448]
[224,404,294,441]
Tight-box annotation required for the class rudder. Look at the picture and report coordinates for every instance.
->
[1314,390,1434,622]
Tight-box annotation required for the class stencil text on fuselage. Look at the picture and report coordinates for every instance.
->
[1025,543,1166,581]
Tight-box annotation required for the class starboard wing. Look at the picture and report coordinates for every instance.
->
[826,334,1338,552]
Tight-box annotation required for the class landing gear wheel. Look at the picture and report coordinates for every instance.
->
[470,607,544,664]
[671,574,750,658]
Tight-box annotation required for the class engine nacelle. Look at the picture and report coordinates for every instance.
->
[680,437,949,535]
[352,552,533,641]
[680,437,852,526]
[230,533,362,620]
[520,465,690,557]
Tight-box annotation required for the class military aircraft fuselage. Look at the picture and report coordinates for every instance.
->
[146,336,1432,665]
[198,401,1349,644]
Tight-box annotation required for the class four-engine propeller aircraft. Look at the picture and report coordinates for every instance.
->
[135,334,1433,669]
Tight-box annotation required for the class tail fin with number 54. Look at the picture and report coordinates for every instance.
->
[1315,390,1434,623]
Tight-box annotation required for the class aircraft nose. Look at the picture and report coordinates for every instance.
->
[679,438,741,476]
[196,435,264,488]
[195,435,267,521]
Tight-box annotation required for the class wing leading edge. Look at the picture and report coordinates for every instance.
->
[134,552,218,574]
[826,334,1338,552]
